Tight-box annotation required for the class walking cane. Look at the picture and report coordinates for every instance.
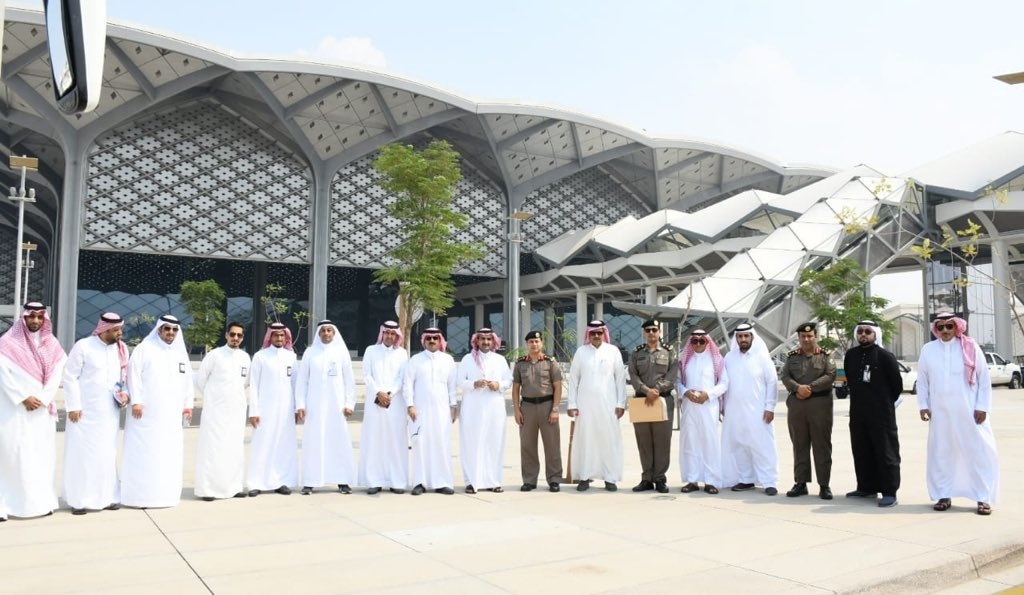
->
[562,418,577,484]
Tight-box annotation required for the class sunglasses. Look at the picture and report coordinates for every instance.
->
[644,327,660,333]
[935,323,956,331]
[855,328,874,335]
[588,331,604,337]
[228,332,244,338]
[424,335,440,341]
[161,326,179,332]
[690,337,707,345]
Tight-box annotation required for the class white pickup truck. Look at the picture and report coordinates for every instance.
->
[985,352,1021,389]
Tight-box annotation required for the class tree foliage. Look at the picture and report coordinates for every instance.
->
[179,279,226,353]
[797,258,893,353]
[372,141,484,347]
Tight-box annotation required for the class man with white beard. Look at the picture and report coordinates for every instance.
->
[359,321,410,495]
[917,312,999,516]
[0,302,66,521]
[404,327,458,496]
[63,312,128,515]
[720,323,778,496]
[677,329,728,494]
[246,322,299,496]
[121,315,194,508]
[296,320,357,495]
[457,327,513,493]
[194,322,251,501]
[567,320,627,492]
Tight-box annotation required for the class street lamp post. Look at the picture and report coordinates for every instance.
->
[8,155,38,309]
[21,242,38,304]
[508,210,534,352]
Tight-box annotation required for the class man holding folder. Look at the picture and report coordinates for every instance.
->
[627,320,678,493]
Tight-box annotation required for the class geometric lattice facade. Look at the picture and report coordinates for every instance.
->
[84,100,312,262]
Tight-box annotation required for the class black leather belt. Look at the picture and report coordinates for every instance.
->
[635,393,672,398]
[521,395,554,404]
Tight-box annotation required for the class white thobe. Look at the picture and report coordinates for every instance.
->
[567,343,627,483]
[194,345,251,499]
[457,351,513,489]
[677,353,728,485]
[62,336,122,510]
[0,351,65,518]
[403,350,457,489]
[917,338,999,503]
[358,344,409,489]
[246,346,298,491]
[295,345,357,487]
[720,350,777,488]
[121,340,194,508]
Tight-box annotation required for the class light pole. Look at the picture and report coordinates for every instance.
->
[21,242,38,304]
[8,155,38,309]
[508,209,534,352]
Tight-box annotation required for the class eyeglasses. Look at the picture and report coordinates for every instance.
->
[643,328,660,333]
[161,326,179,333]
[690,337,707,346]
[855,328,874,335]
[228,332,244,338]
[935,323,956,331]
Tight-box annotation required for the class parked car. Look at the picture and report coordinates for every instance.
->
[897,361,917,394]
[985,352,1022,389]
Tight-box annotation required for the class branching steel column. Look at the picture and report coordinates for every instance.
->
[992,238,1013,357]
[55,139,88,348]
[308,163,333,344]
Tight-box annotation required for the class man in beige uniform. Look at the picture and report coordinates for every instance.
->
[627,319,677,493]
[512,330,563,493]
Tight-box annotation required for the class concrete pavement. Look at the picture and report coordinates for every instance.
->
[1,387,1023,594]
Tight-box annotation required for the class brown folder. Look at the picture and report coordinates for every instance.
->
[628,397,668,423]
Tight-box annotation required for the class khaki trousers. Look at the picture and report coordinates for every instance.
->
[519,400,562,485]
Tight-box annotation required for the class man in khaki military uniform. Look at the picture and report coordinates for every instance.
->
[627,319,678,493]
[779,322,837,500]
[512,330,563,493]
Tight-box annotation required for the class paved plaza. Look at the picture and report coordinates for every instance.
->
[1,382,1023,594]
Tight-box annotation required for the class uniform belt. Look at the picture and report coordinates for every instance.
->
[810,390,832,399]
[521,395,554,404]
[635,392,672,398]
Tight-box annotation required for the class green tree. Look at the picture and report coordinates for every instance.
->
[179,279,226,353]
[797,258,893,353]
[372,140,484,348]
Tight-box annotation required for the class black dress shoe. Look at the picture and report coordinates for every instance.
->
[104,503,121,510]
[390,488,406,494]
[786,482,808,497]
[232,492,247,498]
[71,508,87,515]
[275,486,292,495]
[680,482,700,493]
[247,489,260,497]
[845,489,874,498]
[367,487,382,495]
[604,482,618,492]
[301,486,313,495]
[520,483,537,492]
[655,482,669,494]
[338,484,352,494]
[200,496,215,502]
[411,484,426,496]
[632,480,655,492]
[549,482,561,492]
[731,482,756,492]
[465,485,477,494]
[819,486,833,500]
[435,487,455,495]
[765,487,778,496]
[576,480,591,492]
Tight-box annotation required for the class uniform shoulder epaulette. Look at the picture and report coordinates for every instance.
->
[788,348,801,356]
[517,354,530,362]
[819,348,831,356]
[635,344,646,352]
[547,354,557,362]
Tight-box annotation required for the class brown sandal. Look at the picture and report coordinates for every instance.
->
[977,502,992,516]
[933,498,952,511]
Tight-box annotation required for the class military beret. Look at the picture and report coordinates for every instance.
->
[641,319,659,329]
[795,321,817,334]
[524,330,543,341]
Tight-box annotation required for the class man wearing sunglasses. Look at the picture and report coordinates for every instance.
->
[567,320,627,492]
[627,320,677,493]
[404,328,458,496]
[917,312,999,516]
[677,329,727,494]
[779,321,836,500]
[843,320,902,507]
[194,322,252,501]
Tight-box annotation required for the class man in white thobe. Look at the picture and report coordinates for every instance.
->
[0,302,66,520]
[296,320,357,495]
[677,329,728,494]
[246,322,298,496]
[567,320,626,492]
[63,312,128,515]
[404,327,458,496]
[457,327,513,493]
[194,322,251,501]
[358,320,409,495]
[917,312,999,516]
[720,323,778,496]
[121,315,194,508]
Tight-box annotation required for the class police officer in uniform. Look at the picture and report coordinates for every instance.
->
[627,319,678,493]
[779,322,837,500]
[511,330,563,492]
